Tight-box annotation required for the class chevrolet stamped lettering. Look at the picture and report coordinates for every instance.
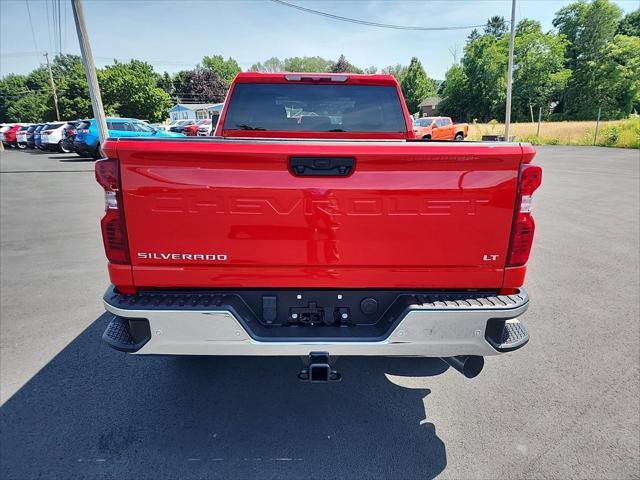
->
[150,195,492,216]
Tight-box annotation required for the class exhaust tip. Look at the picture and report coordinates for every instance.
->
[442,355,484,379]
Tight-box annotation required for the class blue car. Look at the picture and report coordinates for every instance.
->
[74,118,183,158]
[33,124,46,150]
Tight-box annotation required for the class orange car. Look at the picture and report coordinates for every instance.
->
[413,116,468,141]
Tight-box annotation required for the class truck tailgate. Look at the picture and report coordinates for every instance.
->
[116,139,524,289]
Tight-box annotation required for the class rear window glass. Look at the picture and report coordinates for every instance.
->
[224,83,407,133]
[133,122,154,132]
[78,121,91,129]
[47,123,64,129]
[414,118,435,127]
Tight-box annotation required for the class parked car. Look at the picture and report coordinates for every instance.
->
[41,122,76,153]
[25,124,40,149]
[61,121,81,153]
[16,125,31,149]
[74,118,184,159]
[97,72,541,382]
[0,123,10,142]
[33,124,46,150]
[412,116,469,141]
[183,119,211,136]
[0,123,14,146]
[1,124,23,148]
[198,118,217,136]
[169,119,196,133]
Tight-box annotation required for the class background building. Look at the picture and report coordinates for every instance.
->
[169,103,223,121]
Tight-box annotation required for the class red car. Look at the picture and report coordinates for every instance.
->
[182,119,211,136]
[1,124,23,148]
[97,72,541,381]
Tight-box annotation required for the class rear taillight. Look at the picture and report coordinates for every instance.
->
[507,164,542,267]
[95,157,130,264]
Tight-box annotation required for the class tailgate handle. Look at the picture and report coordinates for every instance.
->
[289,157,355,177]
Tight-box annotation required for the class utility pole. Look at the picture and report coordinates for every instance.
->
[593,106,602,146]
[44,52,60,121]
[71,0,108,149]
[504,0,516,142]
[536,106,542,138]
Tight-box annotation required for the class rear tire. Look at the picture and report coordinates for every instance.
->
[92,143,101,160]
[422,135,431,141]
[57,140,71,153]
[17,143,26,150]
[454,132,464,141]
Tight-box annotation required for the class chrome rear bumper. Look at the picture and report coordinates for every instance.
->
[103,288,529,357]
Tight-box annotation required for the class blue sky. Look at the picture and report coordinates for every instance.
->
[1,0,637,79]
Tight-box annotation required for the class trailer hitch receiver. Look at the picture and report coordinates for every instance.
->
[298,352,341,382]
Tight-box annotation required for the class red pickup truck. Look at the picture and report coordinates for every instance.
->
[97,72,541,381]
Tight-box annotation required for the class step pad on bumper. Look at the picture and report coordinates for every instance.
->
[486,319,529,352]
[102,316,151,352]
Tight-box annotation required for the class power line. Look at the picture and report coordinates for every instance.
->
[63,0,67,53]
[0,90,53,97]
[58,0,62,55]
[270,0,486,31]
[24,0,39,52]
[44,0,52,54]
[52,0,56,53]
[0,51,43,58]
[53,0,61,54]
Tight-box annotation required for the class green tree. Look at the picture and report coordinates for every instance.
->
[172,70,191,101]
[485,16,508,38]
[467,29,481,42]
[202,55,241,86]
[0,74,28,122]
[381,64,408,82]
[435,64,469,120]
[594,34,640,117]
[157,72,174,95]
[512,19,571,120]
[179,68,227,103]
[52,54,93,119]
[400,57,438,114]
[250,57,285,72]
[436,64,470,121]
[460,33,509,120]
[554,0,624,118]
[6,94,51,123]
[329,54,362,73]
[283,56,333,72]
[99,60,173,122]
[617,10,640,36]
[0,73,53,123]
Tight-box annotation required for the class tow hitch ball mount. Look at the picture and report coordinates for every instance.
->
[298,352,341,382]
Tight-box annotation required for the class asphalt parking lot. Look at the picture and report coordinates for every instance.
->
[1,145,638,480]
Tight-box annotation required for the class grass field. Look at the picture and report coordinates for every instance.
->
[467,117,639,149]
